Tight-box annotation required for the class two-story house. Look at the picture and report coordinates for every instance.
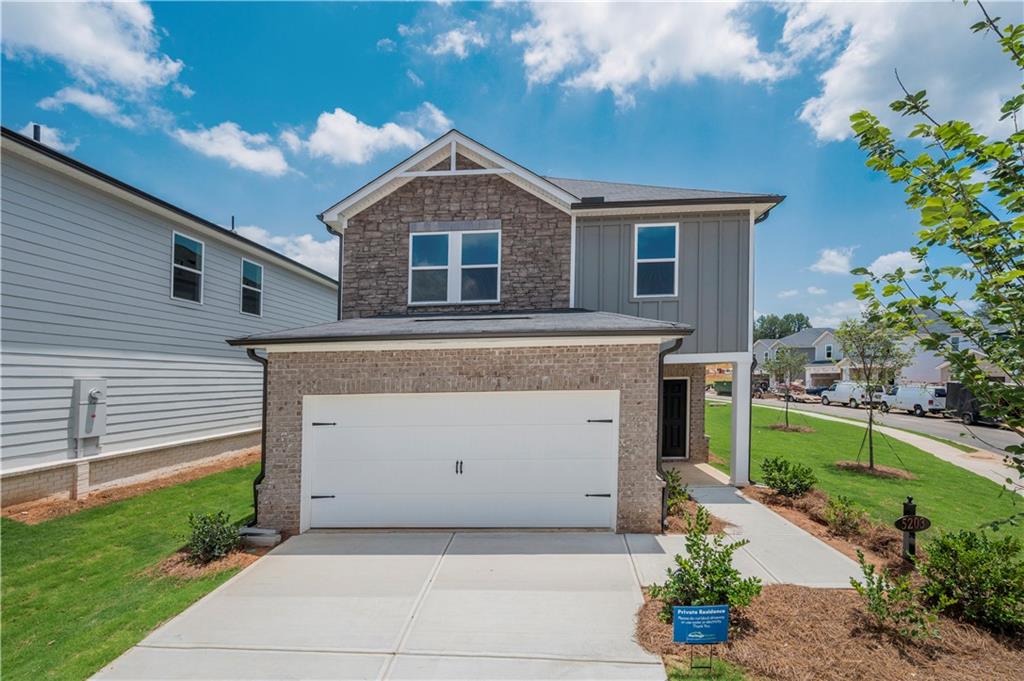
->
[230,130,783,535]
[755,327,843,388]
[0,127,337,507]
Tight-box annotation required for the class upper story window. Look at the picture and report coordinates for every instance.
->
[409,230,500,304]
[172,232,203,303]
[950,336,961,351]
[634,223,678,297]
[241,259,263,316]
[825,344,834,359]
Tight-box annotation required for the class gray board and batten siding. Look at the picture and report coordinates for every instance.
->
[574,211,750,354]
[1,149,336,469]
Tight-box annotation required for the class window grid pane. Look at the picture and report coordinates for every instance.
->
[461,232,499,266]
[637,226,676,261]
[411,269,448,302]
[242,288,262,315]
[461,267,498,301]
[242,261,262,289]
[174,234,203,271]
[173,267,201,302]
[411,234,449,267]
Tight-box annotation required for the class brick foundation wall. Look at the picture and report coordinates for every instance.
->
[259,344,663,534]
[343,173,571,318]
[664,362,708,463]
[0,430,260,507]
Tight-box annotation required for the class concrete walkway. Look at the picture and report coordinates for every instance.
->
[741,399,1018,492]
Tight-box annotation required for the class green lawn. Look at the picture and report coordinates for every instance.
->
[667,657,747,680]
[1,464,257,681]
[706,403,1023,540]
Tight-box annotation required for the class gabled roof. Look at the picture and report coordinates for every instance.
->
[318,130,785,231]
[228,308,692,346]
[1,126,336,288]
[777,327,834,347]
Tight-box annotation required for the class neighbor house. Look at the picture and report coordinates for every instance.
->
[756,327,842,387]
[230,130,783,535]
[0,127,337,507]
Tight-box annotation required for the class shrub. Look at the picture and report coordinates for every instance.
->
[824,494,867,537]
[648,506,763,623]
[760,456,816,497]
[185,511,240,564]
[663,469,691,514]
[851,551,939,640]
[918,530,1024,634]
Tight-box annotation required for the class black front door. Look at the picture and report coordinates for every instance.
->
[662,379,688,458]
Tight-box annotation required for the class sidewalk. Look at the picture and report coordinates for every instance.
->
[627,485,861,589]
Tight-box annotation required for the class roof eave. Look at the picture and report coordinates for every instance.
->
[570,195,785,211]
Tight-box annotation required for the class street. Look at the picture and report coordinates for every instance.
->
[752,397,1021,457]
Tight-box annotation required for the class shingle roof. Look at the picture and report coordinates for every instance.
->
[228,309,693,346]
[544,176,783,207]
[777,327,833,347]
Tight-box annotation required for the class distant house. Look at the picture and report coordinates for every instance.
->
[755,327,842,387]
[0,127,337,507]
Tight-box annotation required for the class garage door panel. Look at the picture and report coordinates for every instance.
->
[303,391,620,529]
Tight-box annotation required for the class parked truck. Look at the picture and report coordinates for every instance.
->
[945,381,1000,426]
[878,385,946,417]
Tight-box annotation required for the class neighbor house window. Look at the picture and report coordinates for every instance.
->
[409,230,500,304]
[171,232,203,302]
[634,223,678,297]
[950,336,961,351]
[241,259,263,316]
[825,344,834,359]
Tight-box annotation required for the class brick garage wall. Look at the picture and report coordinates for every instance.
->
[0,430,259,507]
[664,363,708,463]
[259,344,663,534]
[343,173,571,318]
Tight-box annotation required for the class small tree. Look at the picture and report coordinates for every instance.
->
[849,1,1023,484]
[763,346,808,427]
[835,315,913,469]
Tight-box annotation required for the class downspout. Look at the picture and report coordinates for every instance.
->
[245,348,268,527]
[657,338,684,530]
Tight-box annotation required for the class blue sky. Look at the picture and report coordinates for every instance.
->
[3,1,1019,326]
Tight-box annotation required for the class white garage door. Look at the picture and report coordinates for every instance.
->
[302,390,619,529]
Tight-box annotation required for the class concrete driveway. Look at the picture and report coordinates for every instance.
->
[96,532,666,680]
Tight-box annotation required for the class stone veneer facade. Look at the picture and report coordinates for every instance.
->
[664,362,709,463]
[258,343,664,535]
[342,172,571,318]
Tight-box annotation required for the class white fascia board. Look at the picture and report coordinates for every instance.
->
[572,202,776,219]
[3,139,336,290]
[251,336,669,353]
[666,351,753,364]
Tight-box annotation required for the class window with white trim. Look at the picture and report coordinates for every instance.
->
[634,223,678,297]
[409,230,500,304]
[241,259,263,316]
[171,232,203,302]
[825,344,834,359]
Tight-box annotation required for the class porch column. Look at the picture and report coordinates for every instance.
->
[730,357,752,486]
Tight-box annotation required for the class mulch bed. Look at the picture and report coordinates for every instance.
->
[768,423,815,433]
[666,497,732,535]
[2,448,260,525]
[744,487,905,569]
[147,546,268,579]
[834,460,917,480]
[636,585,1024,681]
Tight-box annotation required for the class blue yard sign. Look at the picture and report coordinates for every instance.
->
[673,605,730,645]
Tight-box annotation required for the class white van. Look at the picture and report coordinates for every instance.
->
[821,381,870,408]
[879,385,946,417]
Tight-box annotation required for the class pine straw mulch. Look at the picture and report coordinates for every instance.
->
[666,497,732,535]
[637,585,1024,681]
[2,448,260,525]
[768,423,816,433]
[147,546,268,580]
[834,460,917,480]
[744,487,906,570]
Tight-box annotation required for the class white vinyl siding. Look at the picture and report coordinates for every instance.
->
[0,152,336,468]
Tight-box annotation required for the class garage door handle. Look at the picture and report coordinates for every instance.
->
[587,419,613,423]
[311,495,335,499]
[311,422,337,427]
[585,493,611,498]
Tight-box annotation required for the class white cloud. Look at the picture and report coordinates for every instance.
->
[19,122,78,152]
[37,87,137,128]
[172,82,195,98]
[407,69,425,88]
[376,37,397,52]
[781,3,1020,141]
[778,289,799,299]
[810,299,864,328]
[810,247,855,275]
[2,1,183,92]
[397,24,423,37]
[806,286,827,296]
[427,21,487,59]
[279,129,304,154]
[172,122,289,176]
[405,102,452,135]
[236,226,337,277]
[512,3,788,107]
[868,250,919,277]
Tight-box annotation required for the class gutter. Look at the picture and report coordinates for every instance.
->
[245,348,269,526]
[570,195,786,211]
[656,338,685,530]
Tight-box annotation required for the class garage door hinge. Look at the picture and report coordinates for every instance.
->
[587,418,613,423]
[585,493,612,498]
[311,422,337,426]
[310,495,335,499]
